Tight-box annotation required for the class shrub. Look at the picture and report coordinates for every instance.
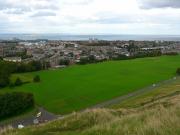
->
[59,59,70,66]
[9,82,15,88]
[176,68,180,75]
[0,74,10,88]
[14,78,22,86]
[164,52,178,56]
[33,75,40,83]
[0,92,34,119]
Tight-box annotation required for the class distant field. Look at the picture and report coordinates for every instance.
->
[2,55,180,114]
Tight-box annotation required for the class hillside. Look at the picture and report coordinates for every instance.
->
[1,91,180,135]
[2,55,180,114]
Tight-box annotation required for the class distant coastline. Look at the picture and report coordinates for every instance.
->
[0,34,180,41]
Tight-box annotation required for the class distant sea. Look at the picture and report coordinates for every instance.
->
[0,34,180,41]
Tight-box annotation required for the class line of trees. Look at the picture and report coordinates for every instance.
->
[78,50,163,65]
[164,52,178,56]
[0,60,43,88]
[78,55,105,65]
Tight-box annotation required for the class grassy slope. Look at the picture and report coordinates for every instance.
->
[2,92,180,135]
[111,77,180,109]
[2,55,180,114]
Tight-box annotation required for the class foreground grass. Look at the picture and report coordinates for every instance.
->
[2,94,180,135]
[2,55,180,114]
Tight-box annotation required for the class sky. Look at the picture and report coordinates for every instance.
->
[0,0,180,35]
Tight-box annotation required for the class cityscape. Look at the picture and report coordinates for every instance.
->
[1,39,180,68]
[0,0,180,135]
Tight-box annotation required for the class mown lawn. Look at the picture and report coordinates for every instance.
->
[2,55,180,114]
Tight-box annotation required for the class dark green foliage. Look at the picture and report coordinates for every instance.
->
[9,81,15,88]
[0,92,34,119]
[79,57,89,64]
[33,75,40,83]
[164,52,178,56]
[78,55,101,65]
[60,59,70,66]
[0,61,12,88]
[112,54,131,60]
[176,68,180,75]
[16,61,43,73]
[0,68,10,88]
[111,50,162,61]
[134,50,162,58]
[0,60,43,88]
[0,74,10,88]
[14,77,22,86]
[89,55,96,62]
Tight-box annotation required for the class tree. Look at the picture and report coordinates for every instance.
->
[33,75,40,83]
[0,92,34,119]
[30,61,42,71]
[0,74,10,88]
[89,55,96,63]
[59,59,70,66]
[176,68,180,75]
[0,66,10,88]
[14,78,22,86]
[79,57,89,65]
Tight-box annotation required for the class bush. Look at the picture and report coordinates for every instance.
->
[176,68,180,75]
[78,57,89,65]
[14,78,22,86]
[9,82,15,88]
[0,92,34,119]
[0,62,11,88]
[164,52,178,56]
[33,75,40,83]
[0,73,10,88]
[59,59,70,66]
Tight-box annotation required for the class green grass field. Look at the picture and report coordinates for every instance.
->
[110,77,180,109]
[2,55,180,114]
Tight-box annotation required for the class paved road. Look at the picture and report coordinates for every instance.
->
[0,107,58,129]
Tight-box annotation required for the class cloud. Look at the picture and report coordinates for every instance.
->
[0,0,59,15]
[138,0,180,9]
[63,0,93,5]
[2,8,30,14]
[0,0,180,34]
[31,11,56,17]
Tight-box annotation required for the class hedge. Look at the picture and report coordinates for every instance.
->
[0,92,34,119]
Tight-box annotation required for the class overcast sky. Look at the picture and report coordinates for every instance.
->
[0,0,180,34]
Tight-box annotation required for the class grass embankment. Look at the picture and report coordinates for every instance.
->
[2,55,180,114]
[2,93,180,135]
